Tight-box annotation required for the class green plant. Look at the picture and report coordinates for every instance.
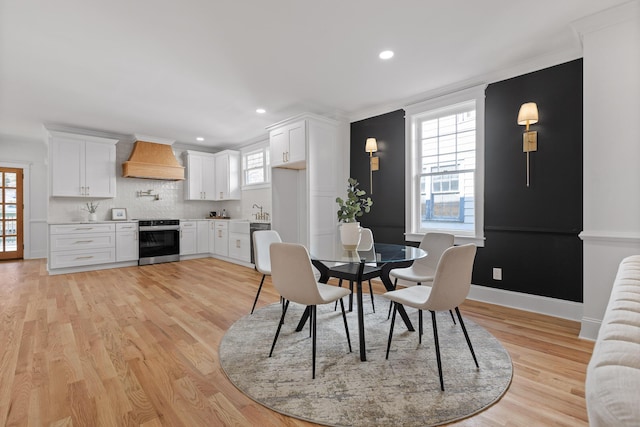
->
[336,178,373,223]
[82,201,100,214]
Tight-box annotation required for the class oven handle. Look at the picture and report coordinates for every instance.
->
[139,226,180,231]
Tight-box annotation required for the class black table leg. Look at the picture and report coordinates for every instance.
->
[380,261,415,332]
[354,260,366,361]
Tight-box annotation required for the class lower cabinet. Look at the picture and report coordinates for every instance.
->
[197,221,209,253]
[228,221,250,263]
[115,222,138,262]
[214,221,229,257]
[49,223,116,270]
[180,221,197,255]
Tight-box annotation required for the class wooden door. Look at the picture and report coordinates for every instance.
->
[0,167,23,260]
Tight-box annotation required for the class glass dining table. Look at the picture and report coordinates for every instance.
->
[295,243,427,361]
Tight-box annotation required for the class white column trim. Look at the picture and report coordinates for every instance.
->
[579,230,640,244]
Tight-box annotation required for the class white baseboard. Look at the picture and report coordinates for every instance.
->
[467,284,583,322]
[579,317,602,341]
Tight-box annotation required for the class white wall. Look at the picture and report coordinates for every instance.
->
[574,1,640,339]
[0,134,48,258]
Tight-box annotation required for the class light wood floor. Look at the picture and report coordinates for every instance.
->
[0,258,594,426]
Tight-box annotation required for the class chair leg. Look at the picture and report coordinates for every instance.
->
[385,302,398,359]
[312,305,317,379]
[250,274,266,314]
[449,310,456,325]
[419,309,423,344]
[431,310,444,391]
[455,307,479,368]
[334,279,344,311]
[269,300,290,357]
[368,280,375,313]
[339,298,352,353]
[387,278,398,319]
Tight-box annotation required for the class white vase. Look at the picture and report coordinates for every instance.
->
[88,213,97,222]
[340,222,361,250]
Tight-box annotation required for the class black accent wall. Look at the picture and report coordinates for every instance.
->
[350,59,583,302]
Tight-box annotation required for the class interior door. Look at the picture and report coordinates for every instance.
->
[0,167,23,260]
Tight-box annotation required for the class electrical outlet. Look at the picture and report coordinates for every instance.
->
[492,267,502,281]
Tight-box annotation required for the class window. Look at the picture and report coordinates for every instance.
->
[405,86,485,245]
[241,142,270,188]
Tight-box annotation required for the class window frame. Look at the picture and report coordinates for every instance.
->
[241,141,270,189]
[404,85,486,246]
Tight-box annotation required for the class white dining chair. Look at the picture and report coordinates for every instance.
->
[269,242,352,379]
[384,244,479,391]
[387,232,454,318]
[250,230,282,314]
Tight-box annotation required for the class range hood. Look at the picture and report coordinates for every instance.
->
[122,135,185,180]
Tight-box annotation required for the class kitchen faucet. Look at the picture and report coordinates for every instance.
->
[252,204,269,221]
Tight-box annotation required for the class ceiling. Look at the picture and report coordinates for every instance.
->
[0,0,629,149]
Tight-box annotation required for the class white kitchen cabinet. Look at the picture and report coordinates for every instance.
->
[184,151,216,200]
[214,150,240,200]
[48,131,118,198]
[180,221,197,255]
[214,220,229,257]
[269,119,306,168]
[228,221,250,262]
[197,220,209,253]
[268,113,347,259]
[49,223,116,270]
[115,222,138,262]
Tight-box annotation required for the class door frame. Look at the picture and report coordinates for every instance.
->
[0,161,31,259]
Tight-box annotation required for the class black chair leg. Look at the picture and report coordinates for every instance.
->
[387,278,398,319]
[455,307,479,368]
[431,310,444,391]
[419,309,423,344]
[311,305,317,379]
[251,274,266,314]
[339,298,352,352]
[386,302,398,359]
[449,309,456,325]
[269,300,290,357]
[368,280,375,313]
[334,279,344,311]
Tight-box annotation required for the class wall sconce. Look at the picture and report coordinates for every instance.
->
[517,102,539,187]
[365,137,379,193]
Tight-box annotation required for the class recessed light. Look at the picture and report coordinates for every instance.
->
[196,137,204,142]
[256,108,266,114]
[379,50,394,60]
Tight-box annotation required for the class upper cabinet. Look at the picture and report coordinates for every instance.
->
[269,120,306,169]
[48,131,118,198]
[214,150,240,200]
[184,149,240,201]
[184,151,216,200]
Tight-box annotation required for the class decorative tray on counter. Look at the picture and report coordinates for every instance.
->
[206,216,230,219]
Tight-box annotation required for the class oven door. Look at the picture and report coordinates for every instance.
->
[139,226,180,265]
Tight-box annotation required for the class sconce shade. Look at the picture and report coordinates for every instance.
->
[365,138,378,153]
[517,102,539,125]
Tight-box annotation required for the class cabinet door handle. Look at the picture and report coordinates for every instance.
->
[75,240,94,244]
[219,192,223,199]
[181,230,183,238]
[86,186,90,195]
[74,227,93,231]
[134,232,138,241]
[282,152,285,163]
[236,239,240,248]
[218,230,222,238]
[75,255,94,260]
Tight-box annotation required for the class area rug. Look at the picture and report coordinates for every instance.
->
[219,302,512,427]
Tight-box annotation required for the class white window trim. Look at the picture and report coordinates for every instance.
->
[240,140,270,190]
[404,85,486,246]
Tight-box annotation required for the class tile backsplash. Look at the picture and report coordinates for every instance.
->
[47,141,269,222]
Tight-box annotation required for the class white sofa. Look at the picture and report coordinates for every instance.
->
[585,255,640,426]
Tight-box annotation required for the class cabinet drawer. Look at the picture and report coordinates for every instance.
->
[50,233,115,251]
[229,221,249,234]
[115,222,138,232]
[215,221,228,229]
[49,248,116,269]
[50,223,115,234]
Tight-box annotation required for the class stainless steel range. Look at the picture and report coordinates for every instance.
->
[138,219,180,265]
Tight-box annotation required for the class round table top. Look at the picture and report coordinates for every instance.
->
[312,242,426,264]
